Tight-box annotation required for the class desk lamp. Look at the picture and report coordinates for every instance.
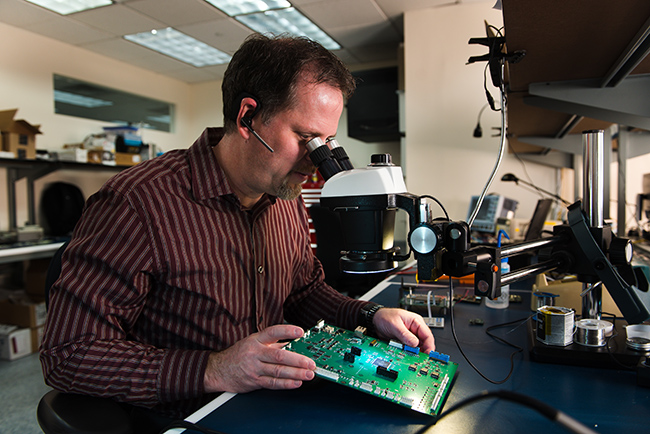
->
[501,173,571,206]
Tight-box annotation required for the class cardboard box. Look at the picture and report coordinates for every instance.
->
[0,324,32,360]
[31,326,44,353]
[24,258,50,302]
[57,148,88,163]
[115,152,141,166]
[0,295,47,328]
[0,109,41,159]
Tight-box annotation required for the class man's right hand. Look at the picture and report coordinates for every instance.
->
[203,324,316,394]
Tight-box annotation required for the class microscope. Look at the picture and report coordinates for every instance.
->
[308,131,650,326]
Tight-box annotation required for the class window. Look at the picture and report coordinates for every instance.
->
[53,74,174,132]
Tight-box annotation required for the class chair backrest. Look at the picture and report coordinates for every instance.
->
[44,241,69,310]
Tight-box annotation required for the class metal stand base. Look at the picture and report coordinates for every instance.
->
[527,317,645,369]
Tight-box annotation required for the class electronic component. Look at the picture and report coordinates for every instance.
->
[426,317,445,328]
[286,321,457,417]
[429,351,450,364]
[376,365,398,380]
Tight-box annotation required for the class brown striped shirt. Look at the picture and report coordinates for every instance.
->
[40,128,369,417]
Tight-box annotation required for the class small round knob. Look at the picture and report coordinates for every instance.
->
[369,154,393,166]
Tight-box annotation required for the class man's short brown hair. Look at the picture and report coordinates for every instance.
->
[222,34,356,133]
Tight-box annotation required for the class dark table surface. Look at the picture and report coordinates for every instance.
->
[175,271,650,434]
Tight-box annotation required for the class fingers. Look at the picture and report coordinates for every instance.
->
[204,325,316,394]
[256,359,316,390]
[256,324,305,345]
[374,308,437,354]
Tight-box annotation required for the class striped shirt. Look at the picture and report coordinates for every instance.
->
[40,128,369,418]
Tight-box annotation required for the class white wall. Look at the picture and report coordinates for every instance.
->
[403,3,560,226]
[0,23,199,152]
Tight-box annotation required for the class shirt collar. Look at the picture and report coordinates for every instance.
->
[188,127,277,208]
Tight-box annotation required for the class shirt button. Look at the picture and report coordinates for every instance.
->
[257,265,264,274]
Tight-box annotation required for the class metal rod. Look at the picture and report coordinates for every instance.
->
[555,114,584,139]
[499,236,565,259]
[581,130,605,319]
[500,259,562,286]
[583,130,605,229]
[617,126,628,237]
[600,14,650,87]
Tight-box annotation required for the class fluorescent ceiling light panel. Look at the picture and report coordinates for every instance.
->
[124,28,232,67]
[236,7,340,50]
[25,0,112,15]
[54,90,113,108]
[204,0,290,16]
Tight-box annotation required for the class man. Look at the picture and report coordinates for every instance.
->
[40,34,435,424]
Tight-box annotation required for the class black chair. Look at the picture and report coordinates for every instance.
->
[37,241,134,434]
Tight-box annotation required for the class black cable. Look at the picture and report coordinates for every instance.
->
[418,195,450,221]
[447,279,525,384]
[413,389,601,434]
[160,420,228,434]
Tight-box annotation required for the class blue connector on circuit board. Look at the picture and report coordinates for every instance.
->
[429,351,450,364]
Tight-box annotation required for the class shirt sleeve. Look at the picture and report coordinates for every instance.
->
[39,185,210,407]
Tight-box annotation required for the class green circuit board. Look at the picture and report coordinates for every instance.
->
[285,320,458,417]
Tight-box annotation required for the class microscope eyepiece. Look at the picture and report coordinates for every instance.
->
[306,137,342,181]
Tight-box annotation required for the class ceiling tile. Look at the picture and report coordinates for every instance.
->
[124,0,228,27]
[81,37,161,61]
[331,48,362,66]
[298,0,388,29]
[177,19,253,54]
[125,51,194,72]
[346,42,399,63]
[0,0,60,27]
[374,0,455,20]
[1,0,451,83]
[329,21,401,48]
[24,17,113,45]
[73,3,165,35]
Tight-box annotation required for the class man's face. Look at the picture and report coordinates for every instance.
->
[249,79,344,201]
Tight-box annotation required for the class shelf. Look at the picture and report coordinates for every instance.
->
[0,239,65,265]
[0,157,130,229]
[502,0,650,157]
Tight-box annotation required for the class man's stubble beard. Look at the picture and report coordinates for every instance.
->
[276,164,317,201]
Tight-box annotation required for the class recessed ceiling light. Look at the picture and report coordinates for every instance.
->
[236,8,340,50]
[124,28,232,67]
[205,1,340,50]
[204,0,290,17]
[25,0,112,15]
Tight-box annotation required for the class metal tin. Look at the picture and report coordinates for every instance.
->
[536,306,575,346]
[625,324,650,351]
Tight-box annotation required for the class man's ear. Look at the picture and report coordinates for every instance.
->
[230,92,261,123]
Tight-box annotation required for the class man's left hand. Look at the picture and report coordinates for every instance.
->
[372,308,436,354]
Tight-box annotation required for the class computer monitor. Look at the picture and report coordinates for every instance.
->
[525,199,554,241]
[466,195,518,233]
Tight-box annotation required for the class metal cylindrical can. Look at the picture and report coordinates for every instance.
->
[536,306,575,346]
